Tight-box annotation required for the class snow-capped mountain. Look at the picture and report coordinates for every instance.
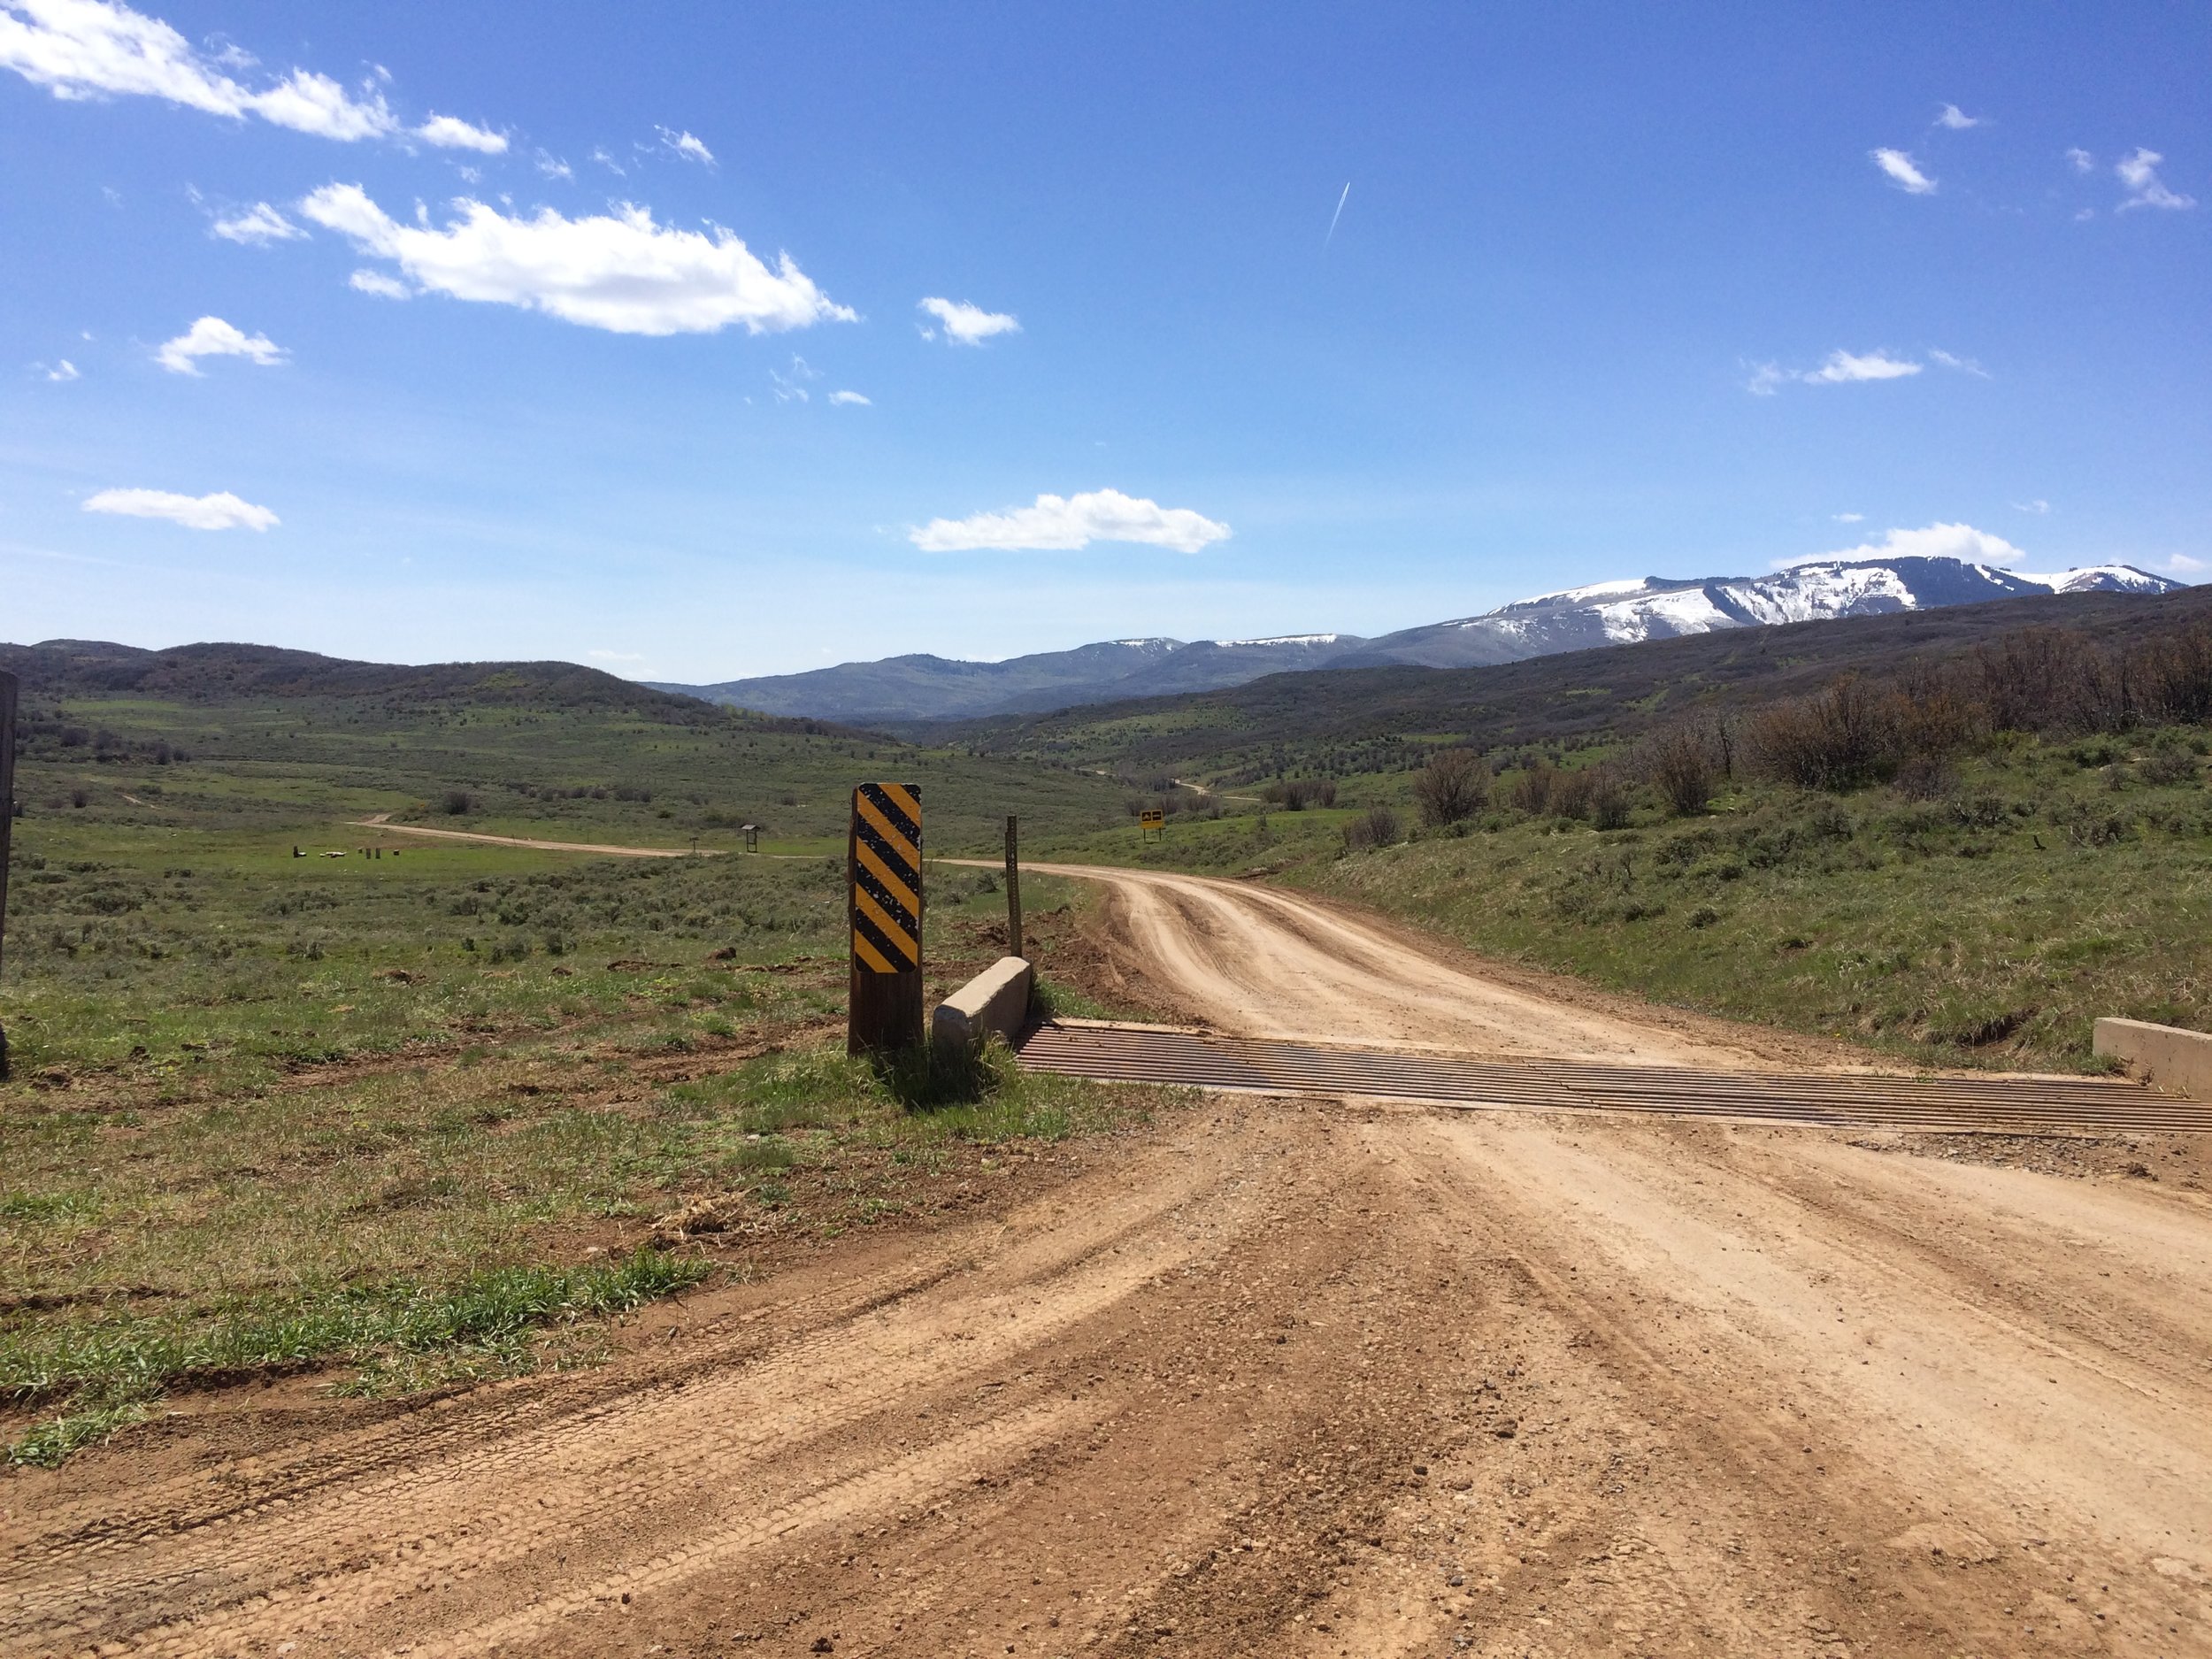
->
[1327,557,2178,670]
[655,556,2182,722]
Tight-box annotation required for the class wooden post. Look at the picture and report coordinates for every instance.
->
[1003,814,1023,957]
[847,783,924,1056]
[0,671,16,1080]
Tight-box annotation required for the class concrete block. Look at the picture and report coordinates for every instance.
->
[933,956,1033,1056]
[2093,1017,2212,1101]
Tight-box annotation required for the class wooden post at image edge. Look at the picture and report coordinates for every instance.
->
[1004,814,1023,956]
[0,671,17,1080]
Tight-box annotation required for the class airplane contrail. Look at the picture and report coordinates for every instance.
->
[1324,180,1351,247]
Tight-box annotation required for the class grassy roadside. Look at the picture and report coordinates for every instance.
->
[1,775,1157,1466]
[1033,733,2212,1073]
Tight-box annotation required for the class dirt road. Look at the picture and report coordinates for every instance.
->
[1019,859,1835,1069]
[8,866,2212,1657]
[355,813,706,858]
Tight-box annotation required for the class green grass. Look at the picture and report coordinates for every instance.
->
[0,692,1167,1464]
[1303,736,2212,1070]
[3,1252,705,1465]
[15,689,1125,855]
[1037,730,2212,1072]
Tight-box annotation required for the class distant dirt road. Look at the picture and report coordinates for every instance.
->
[1017,860,1804,1068]
[355,812,704,858]
[10,864,2212,1658]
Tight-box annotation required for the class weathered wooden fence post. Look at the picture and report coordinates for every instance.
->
[0,670,16,1080]
[1004,814,1023,956]
[847,782,923,1056]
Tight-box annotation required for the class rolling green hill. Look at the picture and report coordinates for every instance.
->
[930,586,2212,787]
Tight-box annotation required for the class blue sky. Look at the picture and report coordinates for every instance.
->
[3,2,2206,681]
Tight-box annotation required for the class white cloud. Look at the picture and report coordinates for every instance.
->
[828,388,871,406]
[2116,148,2194,211]
[1935,104,1981,130]
[1803,349,1922,384]
[1927,347,1990,378]
[1832,511,1864,524]
[1778,521,2025,572]
[2012,498,2052,515]
[1750,349,1927,394]
[153,314,285,374]
[415,111,504,152]
[910,488,1231,555]
[589,145,624,174]
[249,66,393,140]
[534,150,572,180]
[0,1,520,147]
[39,357,80,380]
[918,296,1020,346]
[349,267,411,299]
[1870,147,1937,194]
[2167,553,2207,574]
[2066,147,2095,173]
[210,200,301,243]
[657,126,713,165]
[83,486,277,530]
[300,183,855,336]
[587,649,644,663]
[770,354,818,403]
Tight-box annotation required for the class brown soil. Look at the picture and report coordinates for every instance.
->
[9,870,2212,1658]
[1026,859,1855,1069]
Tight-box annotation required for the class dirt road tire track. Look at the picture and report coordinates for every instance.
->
[9,864,2212,1656]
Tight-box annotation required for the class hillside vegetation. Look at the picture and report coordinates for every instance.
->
[4,661,1125,856]
[1034,597,2212,1072]
[0,669,1148,1465]
[941,586,2212,787]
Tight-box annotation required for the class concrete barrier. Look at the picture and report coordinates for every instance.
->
[2093,1017,2212,1101]
[933,956,1033,1057]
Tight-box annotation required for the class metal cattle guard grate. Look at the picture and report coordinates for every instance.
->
[1014,1021,2210,1135]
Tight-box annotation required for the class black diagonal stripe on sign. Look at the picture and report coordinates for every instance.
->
[858,782,921,845]
[854,864,918,937]
[854,814,920,887]
[852,906,914,971]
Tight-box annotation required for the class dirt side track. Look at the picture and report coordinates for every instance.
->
[9,869,2212,1656]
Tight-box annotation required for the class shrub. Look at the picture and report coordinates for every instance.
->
[1263,779,1337,811]
[1412,749,1488,827]
[1748,676,1892,791]
[1340,805,1402,852]
[1588,769,1632,831]
[1893,755,1957,801]
[1549,768,1594,820]
[1642,724,1717,817]
[441,789,474,816]
[2141,740,2201,787]
[1507,762,1557,817]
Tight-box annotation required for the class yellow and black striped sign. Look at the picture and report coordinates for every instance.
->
[849,782,922,973]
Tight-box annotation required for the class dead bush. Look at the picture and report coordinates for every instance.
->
[1340,805,1402,852]
[1748,675,1893,790]
[1507,761,1557,816]
[1548,767,1594,820]
[1264,778,1338,811]
[1588,769,1632,830]
[1412,749,1489,827]
[1642,724,1717,817]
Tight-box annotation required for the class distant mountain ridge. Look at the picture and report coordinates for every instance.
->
[0,639,757,726]
[657,556,2181,722]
